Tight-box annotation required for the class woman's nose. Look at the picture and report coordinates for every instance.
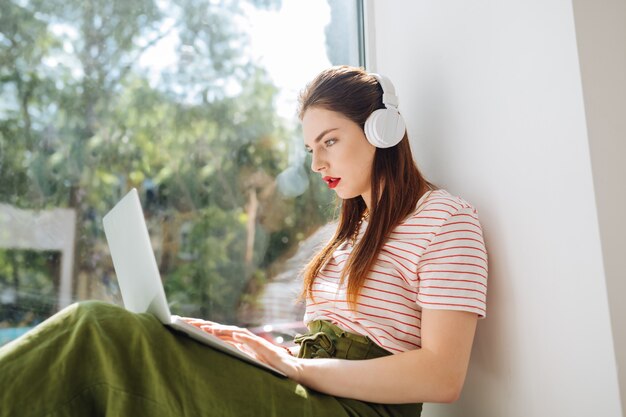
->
[310,152,327,173]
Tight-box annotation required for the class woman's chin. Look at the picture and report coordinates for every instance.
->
[334,189,359,200]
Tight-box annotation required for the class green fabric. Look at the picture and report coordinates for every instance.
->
[295,320,423,417]
[0,301,421,417]
[296,320,395,360]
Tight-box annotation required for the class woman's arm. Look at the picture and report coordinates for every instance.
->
[296,309,477,403]
[231,309,478,404]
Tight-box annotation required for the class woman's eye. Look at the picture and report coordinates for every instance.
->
[304,138,335,154]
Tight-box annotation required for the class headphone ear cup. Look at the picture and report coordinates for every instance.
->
[364,108,406,148]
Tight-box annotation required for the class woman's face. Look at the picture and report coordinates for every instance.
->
[302,107,376,207]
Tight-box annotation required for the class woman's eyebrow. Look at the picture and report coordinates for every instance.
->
[313,128,338,144]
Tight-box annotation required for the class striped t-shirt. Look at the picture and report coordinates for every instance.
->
[303,189,488,353]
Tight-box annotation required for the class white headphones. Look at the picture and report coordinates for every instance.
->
[364,73,406,148]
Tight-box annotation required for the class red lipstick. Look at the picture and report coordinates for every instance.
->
[323,176,341,189]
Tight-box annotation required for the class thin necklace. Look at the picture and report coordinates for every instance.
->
[351,209,370,246]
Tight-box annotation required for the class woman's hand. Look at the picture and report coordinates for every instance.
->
[181,318,303,380]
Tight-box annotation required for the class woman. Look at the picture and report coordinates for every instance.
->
[0,66,487,417]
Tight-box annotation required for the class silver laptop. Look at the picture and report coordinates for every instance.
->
[102,188,285,376]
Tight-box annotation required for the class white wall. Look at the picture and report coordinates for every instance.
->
[571,0,626,410]
[366,1,624,416]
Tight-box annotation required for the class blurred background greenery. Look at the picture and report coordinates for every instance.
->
[0,0,363,337]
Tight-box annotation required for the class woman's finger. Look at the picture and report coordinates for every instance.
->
[181,318,220,328]
[186,323,291,366]
[233,331,292,360]
[208,333,264,362]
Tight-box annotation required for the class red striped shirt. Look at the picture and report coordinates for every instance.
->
[304,190,488,353]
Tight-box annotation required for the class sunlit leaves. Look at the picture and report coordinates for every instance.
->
[0,0,333,324]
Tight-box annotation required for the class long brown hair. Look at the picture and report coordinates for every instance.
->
[299,66,433,308]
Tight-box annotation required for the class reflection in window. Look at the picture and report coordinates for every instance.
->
[0,0,363,345]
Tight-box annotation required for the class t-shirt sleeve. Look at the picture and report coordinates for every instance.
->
[416,206,488,317]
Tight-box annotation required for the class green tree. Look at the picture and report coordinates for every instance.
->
[0,0,334,324]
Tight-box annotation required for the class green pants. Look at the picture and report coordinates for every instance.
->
[0,301,422,417]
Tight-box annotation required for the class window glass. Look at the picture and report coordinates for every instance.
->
[0,0,363,345]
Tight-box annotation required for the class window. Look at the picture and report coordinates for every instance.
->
[0,0,364,345]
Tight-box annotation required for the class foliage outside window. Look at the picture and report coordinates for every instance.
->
[0,0,363,343]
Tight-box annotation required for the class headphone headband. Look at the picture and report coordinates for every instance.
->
[369,73,399,107]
